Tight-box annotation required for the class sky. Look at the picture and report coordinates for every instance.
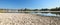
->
[0,0,60,9]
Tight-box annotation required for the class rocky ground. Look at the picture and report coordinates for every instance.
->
[0,13,60,25]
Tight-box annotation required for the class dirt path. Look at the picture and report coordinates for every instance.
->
[0,13,60,25]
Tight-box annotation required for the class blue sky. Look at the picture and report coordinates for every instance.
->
[0,0,60,9]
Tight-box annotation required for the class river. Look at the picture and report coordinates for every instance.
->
[28,12,60,17]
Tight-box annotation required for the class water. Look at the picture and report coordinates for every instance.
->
[29,12,60,17]
[18,11,60,17]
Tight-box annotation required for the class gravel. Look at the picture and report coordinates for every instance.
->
[0,13,60,25]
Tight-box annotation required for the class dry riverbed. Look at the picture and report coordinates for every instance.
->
[0,13,60,25]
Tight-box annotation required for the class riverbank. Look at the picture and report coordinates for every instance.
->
[0,13,60,25]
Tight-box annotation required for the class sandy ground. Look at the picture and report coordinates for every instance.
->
[0,13,60,25]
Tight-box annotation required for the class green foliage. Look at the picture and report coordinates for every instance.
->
[40,8,49,11]
[18,8,32,11]
[33,9,39,11]
[50,7,60,11]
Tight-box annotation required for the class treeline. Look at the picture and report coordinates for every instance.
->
[50,7,60,11]
[0,7,60,11]
[18,8,49,11]
[18,7,60,11]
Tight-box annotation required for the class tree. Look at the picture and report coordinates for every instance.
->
[40,8,49,11]
[50,7,60,11]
